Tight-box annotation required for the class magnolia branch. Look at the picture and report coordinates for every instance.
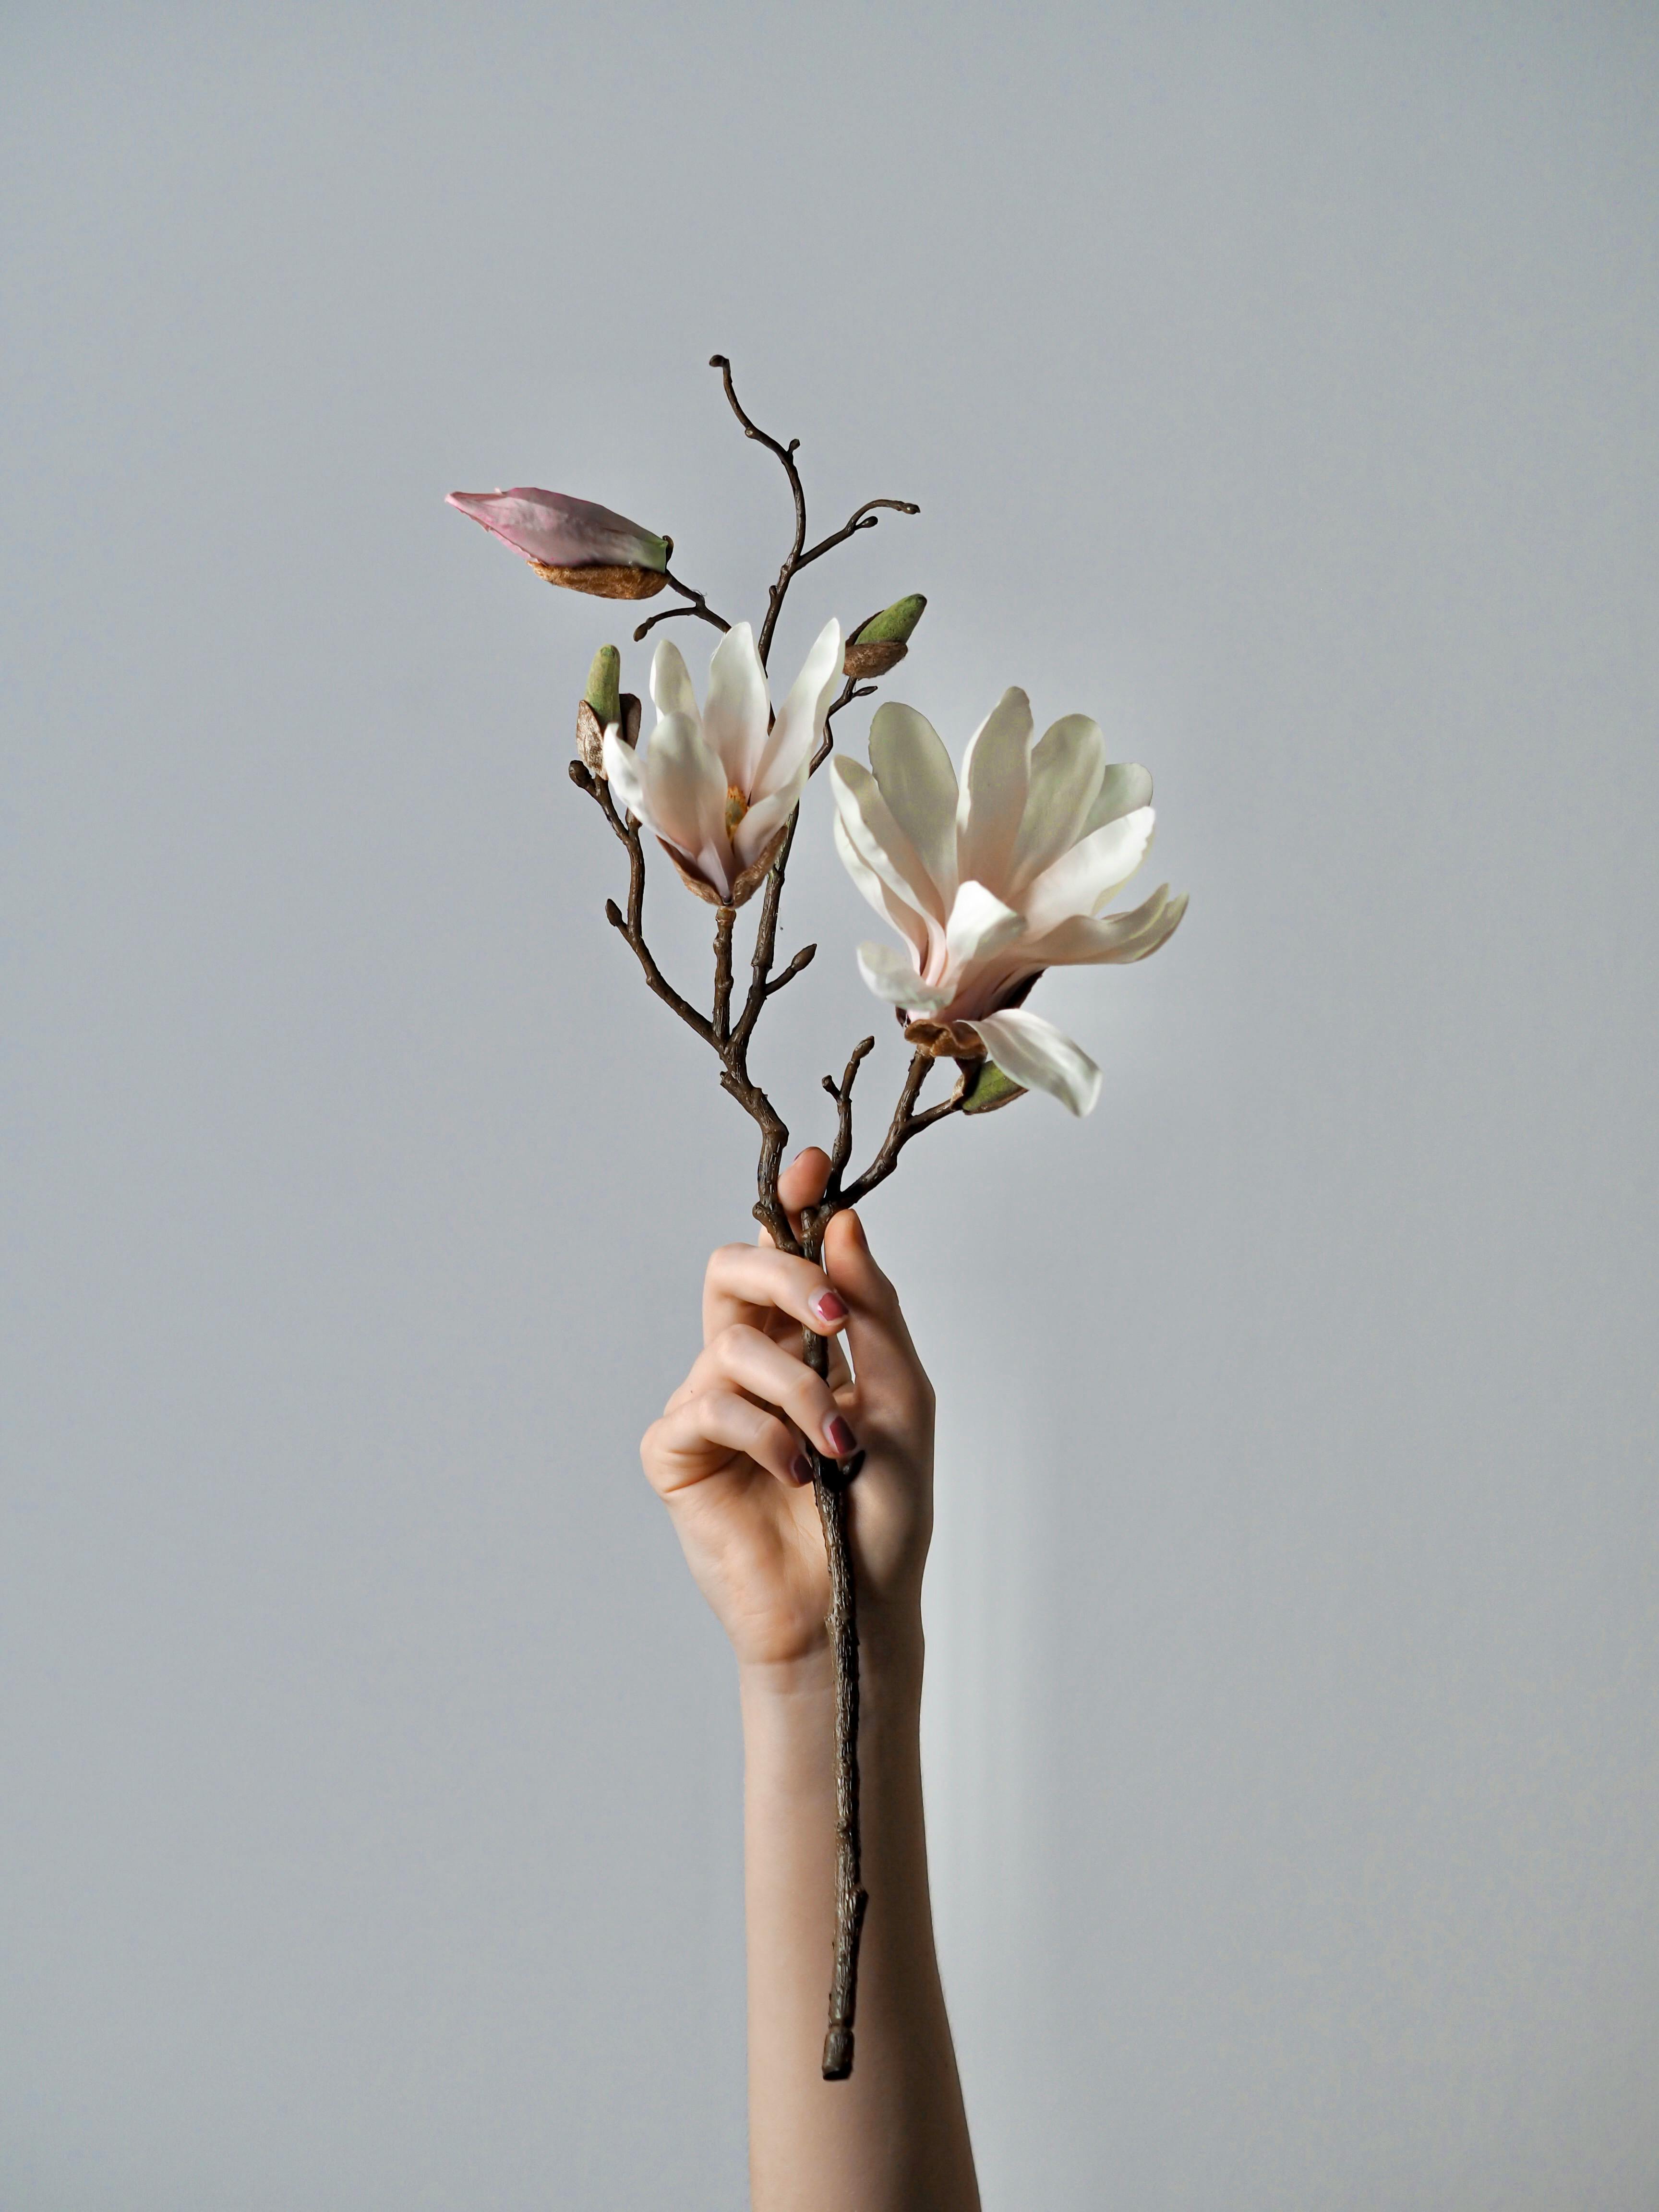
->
[710,355,917,675]
[570,361,949,2080]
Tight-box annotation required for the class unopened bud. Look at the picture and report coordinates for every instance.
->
[585,645,621,726]
[576,681,641,779]
[447,489,670,599]
[843,593,926,678]
[855,594,926,646]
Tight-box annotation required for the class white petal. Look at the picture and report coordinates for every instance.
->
[833,811,930,962]
[732,757,806,868]
[970,1009,1103,1117]
[1080,760,1153,837]
[830,755,949,924]
[945,879,1026,970]
[956,687,1033,891]
[602,725,649,819]
[650,637,698,721]
[1020,806,1155,938]
[856,940,947,1012]
[639,709,731,881]
[868,701,960,912]
[701,621,771,790]
[1007,715,1106,892]
[1027,885,1188,966]
[754,619,842,795]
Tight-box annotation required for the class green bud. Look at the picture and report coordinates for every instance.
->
[853,594,926,647]
[585,644,621,727]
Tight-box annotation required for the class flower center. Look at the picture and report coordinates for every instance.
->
[724,784,750,837]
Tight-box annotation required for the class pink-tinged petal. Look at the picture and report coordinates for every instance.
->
[856,941,948,1012]
[637,710,732,891]
[701,622,771,789]
[731,757,807,869]
[1080,760,1153,837]
[956,688,1033,891]
[1026,885,1188,965]
[832,812,931,963]
[869,701,960,912]
[650,637,699,722]
[1020,806,1155,937]
[1007,715,1106,893]
[445,488,668,570]
[970,1009,1103,1117]
[756,620,842,796]
[830,756,950,926]
[944,879,1026,971]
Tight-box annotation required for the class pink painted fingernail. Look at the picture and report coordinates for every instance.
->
[790,1451,815,1486]
[809,1289,848,1326]
[825,1416,858,1458]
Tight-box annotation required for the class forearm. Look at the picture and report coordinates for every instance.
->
[741,1621,980,2212]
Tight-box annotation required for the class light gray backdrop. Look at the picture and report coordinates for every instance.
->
[4,5,1656,2207]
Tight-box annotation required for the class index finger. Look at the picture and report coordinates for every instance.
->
[702,1242,851,1348]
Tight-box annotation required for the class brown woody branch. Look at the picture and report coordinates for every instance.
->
[768,943,817,995]
[712,905,737,1041]
[813,673,877,775]
[709,355,917,676]
[633,565,732,644]
[795,497,921,573]
[568,361,945,2081]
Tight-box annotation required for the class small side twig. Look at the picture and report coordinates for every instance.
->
[813,673,876,775]
[795,497,920,573]
[768,944,817,995]
[633,566,732,644]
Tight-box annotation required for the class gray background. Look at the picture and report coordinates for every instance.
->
[3,4,1656,2206]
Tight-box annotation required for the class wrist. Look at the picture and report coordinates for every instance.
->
[739,1609,925,1715]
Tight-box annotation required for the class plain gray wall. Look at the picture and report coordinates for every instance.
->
[3,4,1656,2207]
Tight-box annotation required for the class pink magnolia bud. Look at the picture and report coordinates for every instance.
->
[446,488,671,598]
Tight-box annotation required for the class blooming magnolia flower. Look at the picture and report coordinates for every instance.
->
[830,688,1187,1114]
[446,488,670,594]
[604,619,843,907]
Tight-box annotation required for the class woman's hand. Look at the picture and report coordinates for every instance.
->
[640,1148,935,1673]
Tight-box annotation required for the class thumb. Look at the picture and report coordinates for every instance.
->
[822,1207,924,1389]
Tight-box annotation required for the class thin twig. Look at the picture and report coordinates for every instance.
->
[768,943,817,995]
[795,497,921,573]
[813,674,876,775]
[633,565,732,644]
[731,813,797,1058]
[840,1049,969,1208]
[828,1037,876,1182]
[709,355,808,673]
[569,764,716,1046]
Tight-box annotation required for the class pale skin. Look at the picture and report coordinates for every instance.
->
[640,1146,982,2212]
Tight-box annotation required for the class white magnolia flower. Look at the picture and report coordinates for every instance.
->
[604,619,843,906]
[830,688,1187,1114]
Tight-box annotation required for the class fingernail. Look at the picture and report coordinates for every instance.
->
[790,1451,815,1486]
[809,1289,848,1326]
[825,1416,858,1458]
